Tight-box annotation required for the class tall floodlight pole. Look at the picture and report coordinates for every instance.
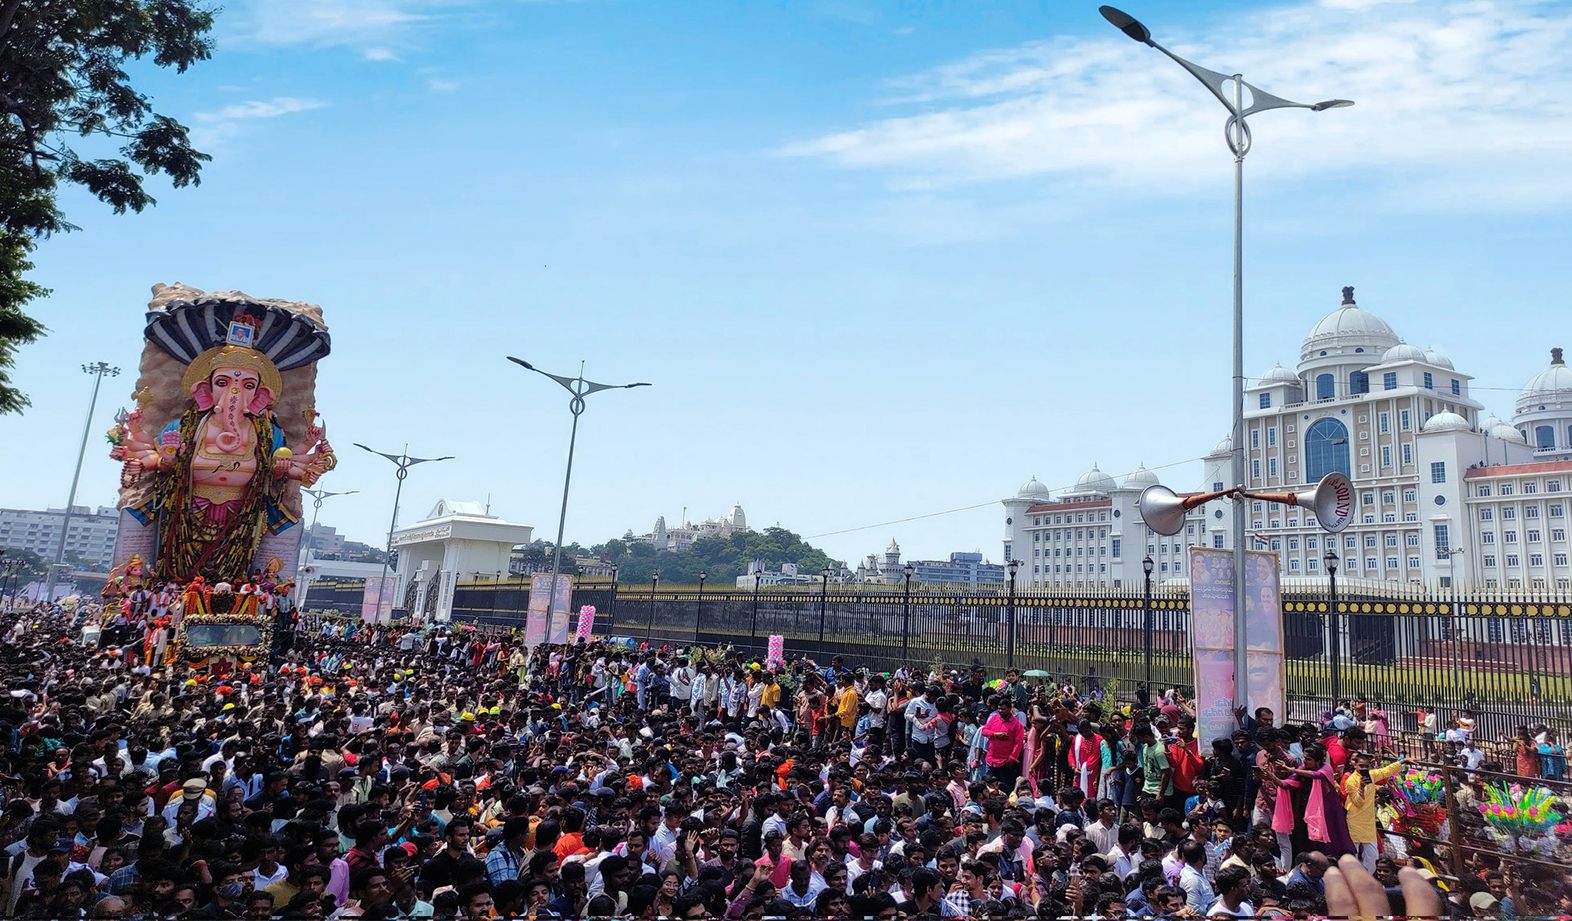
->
[1100,6,1351,712]
[508,358,650,645]
[355,445,454,623]
[298,489,359,607]
[45,362,119,604]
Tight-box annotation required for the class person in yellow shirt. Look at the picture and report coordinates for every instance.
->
[834,673,860,742]
[760,673,781,712]
[1341,750,1405,870]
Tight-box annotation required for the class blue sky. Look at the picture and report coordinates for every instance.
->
[6,0,1570,570]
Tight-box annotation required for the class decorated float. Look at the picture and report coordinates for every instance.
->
[106,284,336,671]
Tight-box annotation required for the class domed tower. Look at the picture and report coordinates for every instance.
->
[1201,436,1232,495]
[727,503,747,531]
[1067,463,1116,497]
[1513,347,1572,454]
[1298,286,1400,400]
[884,538,901,574]
[1002,476,1050,565]
[1121,465,1159,491]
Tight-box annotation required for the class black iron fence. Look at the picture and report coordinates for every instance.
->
[305,578,1572,738]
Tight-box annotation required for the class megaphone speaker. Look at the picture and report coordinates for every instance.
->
[1138,484,1234,537]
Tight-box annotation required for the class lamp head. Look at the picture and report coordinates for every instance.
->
[1099,6,1153,45]
[699,571,706,581]
[1311,99,1355,111]
[1324,550,1339,574]
[506,357,534,370]
[1142,555,1154,576]
[904,563,914,577]
[1007,559,1020,575]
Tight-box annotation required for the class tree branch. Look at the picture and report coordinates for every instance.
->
[0,0,24,47]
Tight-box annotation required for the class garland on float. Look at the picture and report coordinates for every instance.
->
[180,609,274,659]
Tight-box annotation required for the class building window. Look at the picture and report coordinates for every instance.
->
[1451,379,1460,395]
[1430,462,1446,483]
[1553,481,1565,493]
[1316,373,1335,400]
[1365,534,1378,548]
[1484,555,1497,567]
[1501,484,1513,496]
[1385,534,1398,547]
[1401,443,1412,466]
[1259,392,1271,409]
[1252,460,1261,479]
[1268,458,1278,477]
[1557,553,1569,566]
[1506,554,1520,566]
[1111,538,1120,558]
[1350,371,1369,395]
[1479,508,1493,521]
[1535,425,1556,449]
[1213,481,1225,492]
[1251,430,1259,449]
[1346,535,1357,549]
[1213,534,1224,548]
[1482,531,1496,543]
[1289,559,1300,570]
[1387,556,1398,568]
[1400,410,1411,431]
[1531,553,1545,565]
[1305,418,1351,483]
[1407,533,1419,546]
[1378,412,1390,434]
[1506,531,1519,542]
[1434,523,1450,556]
[1381,445,1391,468]
[1308,558,1319,571]
[1383,372,1397,390]
[1362,492,1375,506]
[1268,427,1277,447]
[1504,507,1517,520]
[1423,371,1434,389]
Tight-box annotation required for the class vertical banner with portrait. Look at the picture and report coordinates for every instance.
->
[1188,548,1238,749]
[1243,551,1286,729]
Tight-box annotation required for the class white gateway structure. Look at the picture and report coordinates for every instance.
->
[1006,287,1572,591]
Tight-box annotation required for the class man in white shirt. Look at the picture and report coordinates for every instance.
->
[1084,799,1120,855]
[668,659,694,712]
[864,677,889,750]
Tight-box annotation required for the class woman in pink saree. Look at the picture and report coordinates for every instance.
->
[1275,741,1355,859]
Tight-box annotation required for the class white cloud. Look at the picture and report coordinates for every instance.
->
[782,0,1572,209]
[427,78,460,92]
[362,47,400,61]
[235,0,432,50]
[191,96,329,148]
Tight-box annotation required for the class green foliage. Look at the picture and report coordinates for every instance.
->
[0,546,50,585]
[599,526,841,585]
[0,0,216,412]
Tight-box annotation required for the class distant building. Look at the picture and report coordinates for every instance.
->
[0,505,119,570]
[1004,288,1572,590]
[303,524,346,556]
[854,540,1005,588]
[735,560,819,588]
[639,504,750,551]
[909,551,1006,589]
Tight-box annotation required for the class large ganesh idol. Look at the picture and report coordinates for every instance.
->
[108,284,336,582]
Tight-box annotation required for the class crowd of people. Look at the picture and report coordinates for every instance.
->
[0,603,1561,920]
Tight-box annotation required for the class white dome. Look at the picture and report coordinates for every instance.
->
[1073,463,1117,494]
[1208,436,1233,457]
[1122,465,1160,489]
[1422,411,1470,433]
[1517,348,1572,415]
[1300,287,1400,363]
[1260,364,1299,384]
[1016,476,1050,500]
[1381,343,1427,363]
[1482,415,1527,444]
[728,504,747,529]
[1424,347,1455,370]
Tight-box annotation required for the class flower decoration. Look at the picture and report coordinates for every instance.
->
[1383,769,1448,836]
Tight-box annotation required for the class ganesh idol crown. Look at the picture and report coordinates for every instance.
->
[106,283,338,583]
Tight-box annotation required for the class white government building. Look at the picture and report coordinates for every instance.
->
[1004,287,1572,591]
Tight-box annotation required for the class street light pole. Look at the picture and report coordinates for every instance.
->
[750,568,762,644]
[45,362,119,603]
[607,564,619,634]
[646,571,659,642]
[1143,555,1155,692]
[354,444,454,623]
[508,357,650,647]
[1325,549,1341,704]
[298,488,359,609]
[1100,6,1351,712]
[902,563,914,665]
[818,566,831,646]
[1006,559,1020,670]
[694,571,706,646]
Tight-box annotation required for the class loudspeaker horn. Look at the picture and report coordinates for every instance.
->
[1241,471,1354,533]
[1138,485,1235,537]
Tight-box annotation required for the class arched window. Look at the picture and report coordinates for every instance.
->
[1306,418,1351,483]
[1536,425,1556,449]
[1349,371,1369,395]
[1316,373,1335,400]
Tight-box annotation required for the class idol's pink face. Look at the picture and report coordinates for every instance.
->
[192,367,273,417]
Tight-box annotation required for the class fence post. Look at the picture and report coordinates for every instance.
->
[1439,759,1465,881]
